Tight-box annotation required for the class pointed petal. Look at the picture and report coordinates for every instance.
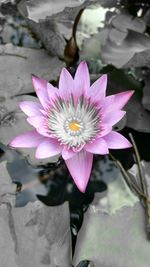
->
[103,131,132,149]
[36,127,52,137]
[27,116,45,129]
[85,138,108,154]
[32,75,49,108]
[62,146,75,160]
[113,91,134,110]
[99,124,112,137]
[102,110,126,126]
[65,150,93,193]
[36,139,62,159]
[74,61,90,97]
[59,68,74,100]
[47,83,58,100]
[89,74,107,102]
[19,101,43,117]
[9,130,44,148]
[100,95,115,113]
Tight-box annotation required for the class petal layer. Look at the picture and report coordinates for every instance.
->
[47,83,58,100]
[74,61,90,97]
[65,150,93,193]
[113,91,134,110]
[100,95,115,114]
[88,74,107,102]
[85,138,108,154]
[27,116,45,129]
[9,130,44,147]
[99,124,112,137]
[59,68,74,100]
[62,146,76,160]
[36,139,62,159]
[103,131,132,149]
[19,101,43,117]
[102,110,126,126]
[32,75,49,109]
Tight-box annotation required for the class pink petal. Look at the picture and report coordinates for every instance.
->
[27,116,45,129]
[100,91,134,114]
[9,130,44,148]
[62,146,75,160]
[65,150,93,193]
[103,131,132,149]
[85,138,108,154]
[100,95,115,113]
[58,68,74,100]
[113,91,134,110]
[99,124,112,137]
[74,61,90,97]
[102,110,126,126]
[36,139,62,159]
[19,101,43,117]
[32,75,49,109]
[36,127,52,137]
[47,82,58,100]
[88,74,107,102]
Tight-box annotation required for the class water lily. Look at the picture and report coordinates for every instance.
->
[10,61,133,192]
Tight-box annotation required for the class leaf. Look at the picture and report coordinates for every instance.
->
[72,160,150,266]
[0,95,60,165]
[111,13,146,33]
[18,0,88,57]
[0,161,16,206]
[106,69,150,133]
[73,202,150,266]
[0,200,72,267]
[102,30,150,68]
[142,72,150,111]
[0,43,63,164]
[0,43,64,98]
[18,0,87,22]
[0,152,71,266]
[125,93,150,133]
[18,0,118,57]
[129,160,150,198]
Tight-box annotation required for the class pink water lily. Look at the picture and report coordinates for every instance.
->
[10,61,133,192]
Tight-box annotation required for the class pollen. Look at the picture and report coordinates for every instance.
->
[69,121,81,131]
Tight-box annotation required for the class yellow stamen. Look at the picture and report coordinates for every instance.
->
[69,121,80,131]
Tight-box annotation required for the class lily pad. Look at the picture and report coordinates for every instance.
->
[18,0,86,22]
[125,94,150,133]
[17,0,118,57]
[0,95,60,165]
[0,43,64,98]
[106,70,150,133]
[142,72,150,111]
[111,13,146,34]
[102,30,150,68]
[0,199,72,267]
[72,160,150,266]
[129,160,150,198]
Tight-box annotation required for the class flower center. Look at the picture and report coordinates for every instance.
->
[69,121,80,131]
[47,96,100,147]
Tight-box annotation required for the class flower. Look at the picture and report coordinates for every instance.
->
[10,61,133,192]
